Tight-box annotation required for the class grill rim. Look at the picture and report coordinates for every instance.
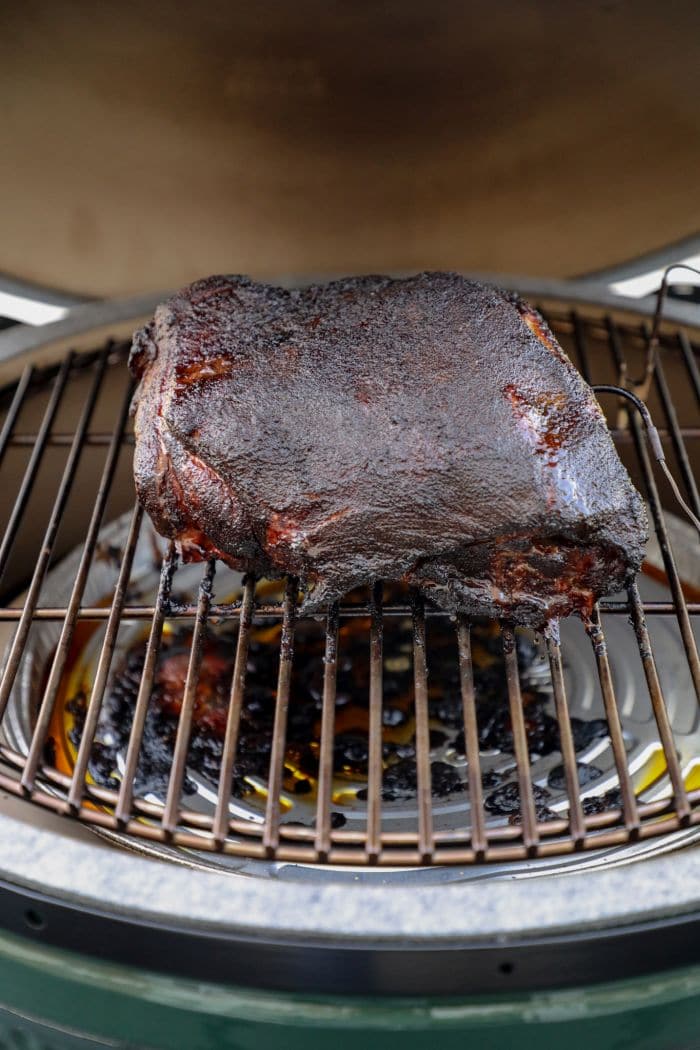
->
[0,807,699,995]
[2,275,700,378]
[0,280,699,972]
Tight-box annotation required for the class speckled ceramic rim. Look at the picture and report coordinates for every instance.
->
[0,808,698,995]
[0,807,699,940]
[0,280,698,993]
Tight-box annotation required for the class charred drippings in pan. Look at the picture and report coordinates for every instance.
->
[61,602,614,825]
[483,782,558,824]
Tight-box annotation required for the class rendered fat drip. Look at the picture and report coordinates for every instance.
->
[48,589,620,827]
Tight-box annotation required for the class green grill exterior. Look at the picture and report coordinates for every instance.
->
[1,931,699,1050]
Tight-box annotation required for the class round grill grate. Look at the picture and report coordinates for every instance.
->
[0,300,699,866]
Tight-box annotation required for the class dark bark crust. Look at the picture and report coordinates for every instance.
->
[129,272,647,626]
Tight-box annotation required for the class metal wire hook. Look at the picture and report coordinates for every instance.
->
[593,383,700,538]
[637,263,700,396]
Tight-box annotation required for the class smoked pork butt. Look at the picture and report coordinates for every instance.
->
[129,273,647,626]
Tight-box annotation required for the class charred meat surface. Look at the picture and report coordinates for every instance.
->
[129,273,647,625]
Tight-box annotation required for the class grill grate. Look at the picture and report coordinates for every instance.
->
[0,304,699,866]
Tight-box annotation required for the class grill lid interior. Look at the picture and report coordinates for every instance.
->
[2,2,700,296]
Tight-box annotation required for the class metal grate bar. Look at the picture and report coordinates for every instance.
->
[163,560,216,835]
[586,605,640,832]
[626,394,700,704]
[627,582,691,824]
[546,630,585,844]
[0,351,107,719]
[65,504,145,809]
[0,365,34,469]
[262,577,297,856]
[114,545,178,825]
[604,314,632,428]
[314,601,339,859]
[612,427,700,441]
[678,330,700,406]
[644,324,700,520]
[571,310,594,386]
[7,432,134,448]
[502,624,538,852]
[0,598,697,623]
[456,616,486,856]
[0,353,74,588]
[21,377,134,795]
[212,576,256,845]
[366,581,384,860]
[411,591,434,862]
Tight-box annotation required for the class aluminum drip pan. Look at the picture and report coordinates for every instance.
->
[2,507,699,884]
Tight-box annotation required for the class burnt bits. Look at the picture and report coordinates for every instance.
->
[63,608,610,828]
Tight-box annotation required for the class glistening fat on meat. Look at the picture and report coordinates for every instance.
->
[129,272,647,626]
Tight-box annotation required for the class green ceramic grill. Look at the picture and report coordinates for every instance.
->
[0,276,698,1048]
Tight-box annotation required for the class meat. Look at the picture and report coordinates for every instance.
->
[129,272,647,626]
